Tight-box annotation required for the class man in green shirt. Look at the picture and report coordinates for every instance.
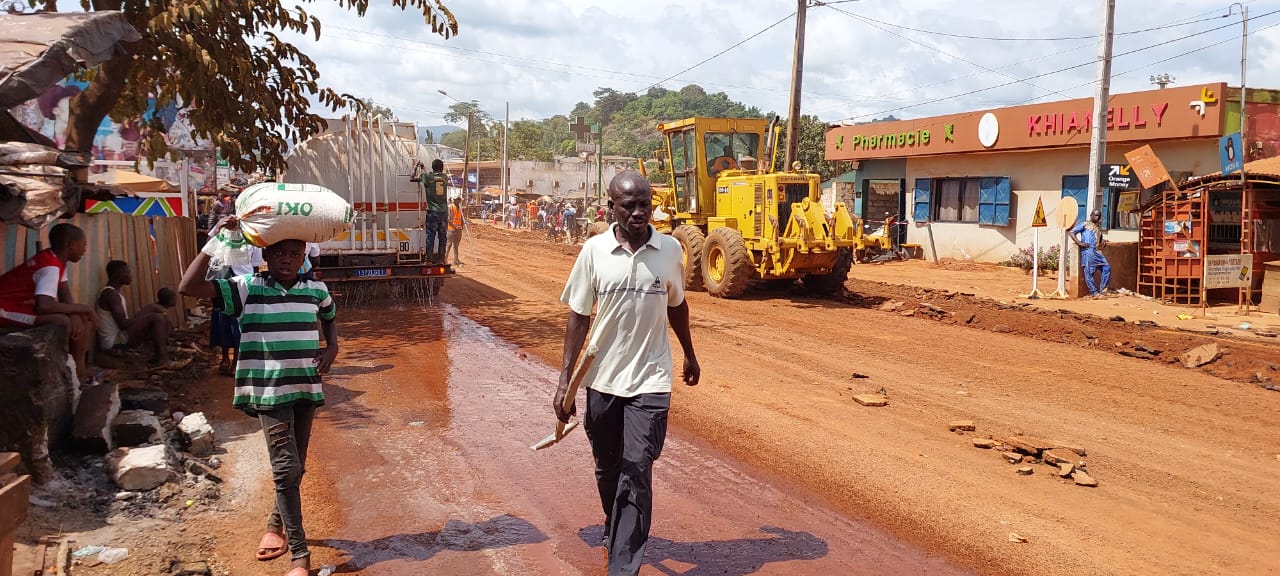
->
[412,159,449,263]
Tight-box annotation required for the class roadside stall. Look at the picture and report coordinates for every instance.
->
[1139,156,1280,312]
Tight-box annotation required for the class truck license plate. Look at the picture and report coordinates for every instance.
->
[353,268,391,278]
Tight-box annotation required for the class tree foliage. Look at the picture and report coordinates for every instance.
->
[427,83,846,181]
[356,98,397,121]
[41,0,457,173]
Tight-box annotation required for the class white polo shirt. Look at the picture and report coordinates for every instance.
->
[561,224,686,397]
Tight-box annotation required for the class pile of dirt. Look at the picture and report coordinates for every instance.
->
[840,279,1280,386]
[932,258,995,272]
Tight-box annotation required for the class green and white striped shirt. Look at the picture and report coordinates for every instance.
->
[213,273,336,413]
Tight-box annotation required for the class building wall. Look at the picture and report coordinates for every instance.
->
[903,139,1220,263]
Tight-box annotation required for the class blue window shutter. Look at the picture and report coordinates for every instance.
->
[1100,187,1112,231]
[1061,175,1088,228]
[912,178,932,222]
[978,176,1012,226]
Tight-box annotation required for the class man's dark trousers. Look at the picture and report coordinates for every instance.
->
[425,210,447,263]
[259,403,316,560]
[584,389,670,575]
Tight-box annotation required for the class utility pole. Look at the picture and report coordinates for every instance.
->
[462,111,473,205]
[1236,4,1248,195]
[1062,0,1115,299]
[503,101,509,211]
[596,124,604,208]
[1085,0,1115,218]
[783,0,807,169]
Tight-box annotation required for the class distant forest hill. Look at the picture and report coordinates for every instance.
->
[430,84,888,181]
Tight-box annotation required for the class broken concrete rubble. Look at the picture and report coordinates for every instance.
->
[71,381,120,453]
[118,386,169,415]
[178,413,215,455]
[112,410,163,447]
[1181,343,1221,369]
[105,444,174,491]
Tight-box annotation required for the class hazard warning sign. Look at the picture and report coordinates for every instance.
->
[1031,196,1048,228]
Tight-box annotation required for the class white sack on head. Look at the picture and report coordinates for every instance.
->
[235,182,353,247]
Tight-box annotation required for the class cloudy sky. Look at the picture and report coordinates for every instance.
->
[279,0,1280,130]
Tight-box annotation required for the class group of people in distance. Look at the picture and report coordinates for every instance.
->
[0,222,176,380]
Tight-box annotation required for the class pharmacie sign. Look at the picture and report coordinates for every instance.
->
[841,124,953,151]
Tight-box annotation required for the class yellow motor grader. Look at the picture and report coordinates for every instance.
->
[644,116,859,298]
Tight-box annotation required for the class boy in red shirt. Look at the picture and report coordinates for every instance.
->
[0,223,96,377]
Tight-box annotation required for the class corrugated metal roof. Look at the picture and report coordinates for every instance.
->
[1184,155,1280,189]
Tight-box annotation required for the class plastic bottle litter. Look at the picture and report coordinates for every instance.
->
[318,565,337,576]
[98,548,129,564]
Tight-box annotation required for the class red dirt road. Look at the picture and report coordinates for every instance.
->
[205,223,1280,576]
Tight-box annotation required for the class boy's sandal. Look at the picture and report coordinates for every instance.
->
[256,531,287,561]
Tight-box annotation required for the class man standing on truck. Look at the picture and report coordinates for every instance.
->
[411,159,449,263]
[555,170,700,575]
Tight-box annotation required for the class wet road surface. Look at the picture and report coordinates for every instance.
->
[299,305,973,575]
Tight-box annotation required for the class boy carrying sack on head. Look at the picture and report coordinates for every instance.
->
[179,215,338,576]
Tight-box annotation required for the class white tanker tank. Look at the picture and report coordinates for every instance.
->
[283,115,453,296]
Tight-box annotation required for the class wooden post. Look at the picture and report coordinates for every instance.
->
[0,453,32,576]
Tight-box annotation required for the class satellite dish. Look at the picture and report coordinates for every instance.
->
[1056,197,1079,230]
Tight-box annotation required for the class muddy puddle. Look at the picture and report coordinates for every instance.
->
[308,305,974,575]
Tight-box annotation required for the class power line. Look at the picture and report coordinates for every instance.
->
[639,12,795,93]
[825,4,1072,101]
[836,7,1279,122]
[807,0,1255,116]
[829,19,1279,137]
[820,7,1242,42]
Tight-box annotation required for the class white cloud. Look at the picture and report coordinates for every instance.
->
[276,0,1279,130]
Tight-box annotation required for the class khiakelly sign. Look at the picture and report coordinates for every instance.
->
[826,83,1226,161]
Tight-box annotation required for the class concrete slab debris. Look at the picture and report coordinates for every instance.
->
[1072,470,1099,487]
[853,394,888,407]
[1001,452,1023,464]
[948,420,977,432]
[972,438,996,449]
[105,444,173,491]
[178,412,215,455]
[1181,343,1221,369]
[1016,466,1033,475]
[112,410,162,447]
[71,381,119,453]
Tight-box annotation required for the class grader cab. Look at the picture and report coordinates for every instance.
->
[653,117,859,298]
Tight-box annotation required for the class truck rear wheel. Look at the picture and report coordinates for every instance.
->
[672,225,706,291]
[802,248,853,295]
[702,227,752,299]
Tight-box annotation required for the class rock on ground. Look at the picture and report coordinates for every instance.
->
[72,381,120,453]
[1181,343,1221,369]
[112,410,163,447]
[105,444,174,491]
[178,413,215,455]
[118,386,169,414]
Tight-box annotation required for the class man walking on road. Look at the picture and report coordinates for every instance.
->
[555,170,700,575]
[412,159,449,263]
[1071,209,1111,299]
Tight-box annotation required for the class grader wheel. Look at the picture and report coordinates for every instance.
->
[802,248,853,295]
[672,224,706,291]
[702,227,752,299]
